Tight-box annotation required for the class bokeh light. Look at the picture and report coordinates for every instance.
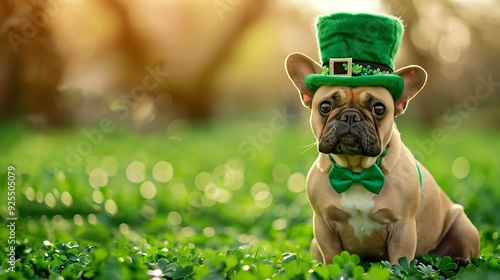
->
[87,214,97,225]
[272,164,292,183]
[92,190,104,204]
[89,168,108,188]
[119,223,130,235]
[102,156,118,176]
[152,161,174,183]
[2,1,499,274]
[73,214,84,226]
[45,193,56,209]
[251,182,273,209]
[167,211,182,226]
[126,161,146,183]
[141,205,157,220]
[170,181,188,201]
[71,32,98,60]
[287,172,306,193]
[195,172,212,191]
[188,192,203,208]
[180,227,196,239]
[272,218,288,231]
[61,191,73,207]
[452,157,470,179]
[105,199,118,216]
[25,186,35,201]
[202,227,216,237]
[36,191,44,203]
[52,215,71,231]
[437,36,461,64]
[140,181,157,199]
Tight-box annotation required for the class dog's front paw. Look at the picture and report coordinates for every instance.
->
[454,257,470,268]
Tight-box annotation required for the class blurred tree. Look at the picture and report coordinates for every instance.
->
[0,0,68,128]
[77,0,265,130]
[382,0,500,126]
[4,0,497,129]
[0,0,266,130]
[150,0,267,126]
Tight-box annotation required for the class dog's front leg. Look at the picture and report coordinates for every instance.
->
[313,213,343,263]
[387,219,417,264]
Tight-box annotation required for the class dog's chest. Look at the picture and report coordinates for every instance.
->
[339,184,384,240]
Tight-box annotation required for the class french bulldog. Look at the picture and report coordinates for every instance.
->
[285,52,480,264]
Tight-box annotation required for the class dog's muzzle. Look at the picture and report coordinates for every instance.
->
[318,108,380,156]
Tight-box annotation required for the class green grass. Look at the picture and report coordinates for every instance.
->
[0,117,499,279]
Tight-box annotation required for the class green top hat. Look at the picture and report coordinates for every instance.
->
[305,13,405,99]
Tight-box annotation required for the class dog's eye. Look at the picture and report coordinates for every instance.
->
[319,101,333,116]
[372,103,386,117]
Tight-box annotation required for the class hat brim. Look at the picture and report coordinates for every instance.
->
[305,74,404,100]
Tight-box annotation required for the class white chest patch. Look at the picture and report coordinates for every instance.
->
[340,184,384,241]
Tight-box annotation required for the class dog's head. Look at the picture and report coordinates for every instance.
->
[286,53,427,166]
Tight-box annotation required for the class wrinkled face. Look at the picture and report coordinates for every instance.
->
[310,85,395,157]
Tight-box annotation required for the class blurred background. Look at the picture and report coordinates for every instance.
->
[1,0,499,130]
[1,0,500,248]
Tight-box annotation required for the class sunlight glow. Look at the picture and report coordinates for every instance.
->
[170,182,188,200]
[102,156,118,176]
[452,157,470,179]
[45,193,56,209]
[24,187,35,201]
[126,161,146,183]
[104,199,118,216]
[61,191,73,207]
[167,211,182,226]
[73,215,84,226]
[119,223,130,235]
[92,190,104,204]
[152,161,174,183]
[141,205,156,220]
[87,214,97,225]
[195,172,213,191]
[287,0,383,14]
[203,227,216,237]
[287,172,306,193]
[272,218,288,230]
[140,181,157,199]
[89,168,108,188]
[272,164,292,183]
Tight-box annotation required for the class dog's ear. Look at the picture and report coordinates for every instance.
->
[285,53,321,109]
[393,65,428,116]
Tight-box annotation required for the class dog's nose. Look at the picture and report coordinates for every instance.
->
[339,109,362,125]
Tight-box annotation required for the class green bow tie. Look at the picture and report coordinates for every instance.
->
[328,154,385,194]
